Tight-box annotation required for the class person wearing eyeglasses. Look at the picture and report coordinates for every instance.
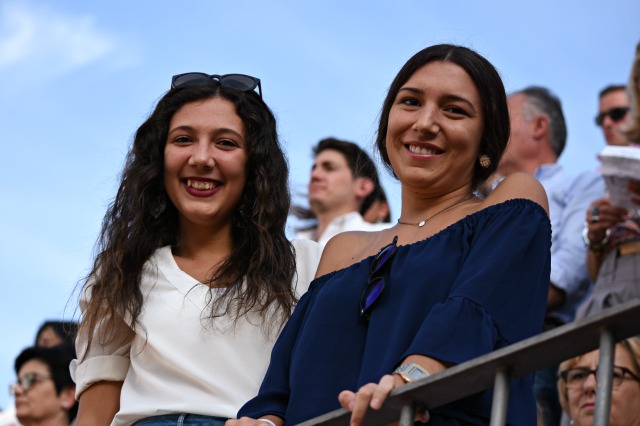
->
[70,73,322,426]
[230,44,551,426]
[0,320,80,426]
[595,85,632,147]
[11,345,77,426]
[557,336,640,426]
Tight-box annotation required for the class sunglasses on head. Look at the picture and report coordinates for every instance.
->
[360,235,398,320]
[595,107,630,126]
[171,73,262,99]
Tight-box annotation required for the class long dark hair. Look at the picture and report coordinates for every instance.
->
[375,44,510,190]
[80,81,296,351]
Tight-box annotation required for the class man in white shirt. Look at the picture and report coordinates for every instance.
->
[295,138,390,246]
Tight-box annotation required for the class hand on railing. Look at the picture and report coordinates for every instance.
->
[338,374,430,425]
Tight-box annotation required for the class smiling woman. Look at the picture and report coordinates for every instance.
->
[70,74,322,426]
[163,98,248,233]
[231,44,551,426]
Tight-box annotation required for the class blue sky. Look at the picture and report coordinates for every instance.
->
[0,0,638,410]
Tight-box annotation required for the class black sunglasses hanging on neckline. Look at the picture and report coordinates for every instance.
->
[360,235,398,320]
[171,72,262,99]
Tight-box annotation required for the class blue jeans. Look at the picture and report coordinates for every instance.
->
[133,414,228,426]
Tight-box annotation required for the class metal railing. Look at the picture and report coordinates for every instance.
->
[299,299,640,426]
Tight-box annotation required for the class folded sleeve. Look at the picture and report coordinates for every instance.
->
[70,284,132,398]
[401,199,551,364]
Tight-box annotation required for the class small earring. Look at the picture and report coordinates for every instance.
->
[479,155,491,168]
[150,193,167,218]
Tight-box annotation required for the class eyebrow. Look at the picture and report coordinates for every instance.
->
[398,87,478,114]
[168,125,244,139]
[312,159,341,170]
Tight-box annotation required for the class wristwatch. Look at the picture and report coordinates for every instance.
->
[393,363,430,383]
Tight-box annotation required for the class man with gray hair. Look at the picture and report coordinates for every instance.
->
[497,86,605,426]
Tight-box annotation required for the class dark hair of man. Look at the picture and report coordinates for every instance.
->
[313,138,382,215]
[598,84,628,99]
[80,82,296,351]
[34,321,79,347]
[15,345,78,421]
[375,44,510,191]
[516,86,567,158]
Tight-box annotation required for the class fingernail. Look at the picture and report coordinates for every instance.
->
[348,400,355,410]
[371,398,381,409]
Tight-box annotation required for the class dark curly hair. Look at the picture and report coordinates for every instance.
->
[80,81,296,351]
[375,44,510,191]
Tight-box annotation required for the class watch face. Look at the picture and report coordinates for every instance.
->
[408,367,426,380]
[395,363,430,382]
[407,365,429,380]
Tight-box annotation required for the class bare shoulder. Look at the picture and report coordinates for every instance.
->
[315,231,385,278]
[486,173,549,214]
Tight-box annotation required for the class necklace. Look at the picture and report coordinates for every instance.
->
[397,195,474,227]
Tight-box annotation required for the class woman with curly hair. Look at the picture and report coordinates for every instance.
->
[71,73,321,426]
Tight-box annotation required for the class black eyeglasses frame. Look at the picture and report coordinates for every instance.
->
[171,72,262,99]
[560,365,640,389]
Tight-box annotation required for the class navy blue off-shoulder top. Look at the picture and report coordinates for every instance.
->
[239,199,551,425]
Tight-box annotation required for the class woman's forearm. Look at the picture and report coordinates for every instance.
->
[75,381,123,426]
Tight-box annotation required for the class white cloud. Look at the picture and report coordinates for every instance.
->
[0,2,135,75]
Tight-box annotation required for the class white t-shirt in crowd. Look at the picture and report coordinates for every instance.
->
[295,211,391,247]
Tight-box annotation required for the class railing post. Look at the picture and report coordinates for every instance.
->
[398,400,416,426]
[594,328,615,426]
[489,366,510,426]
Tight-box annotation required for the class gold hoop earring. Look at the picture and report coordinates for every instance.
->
[479,155,491,168]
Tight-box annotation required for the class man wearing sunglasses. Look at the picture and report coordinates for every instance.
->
[596,85,631,146]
